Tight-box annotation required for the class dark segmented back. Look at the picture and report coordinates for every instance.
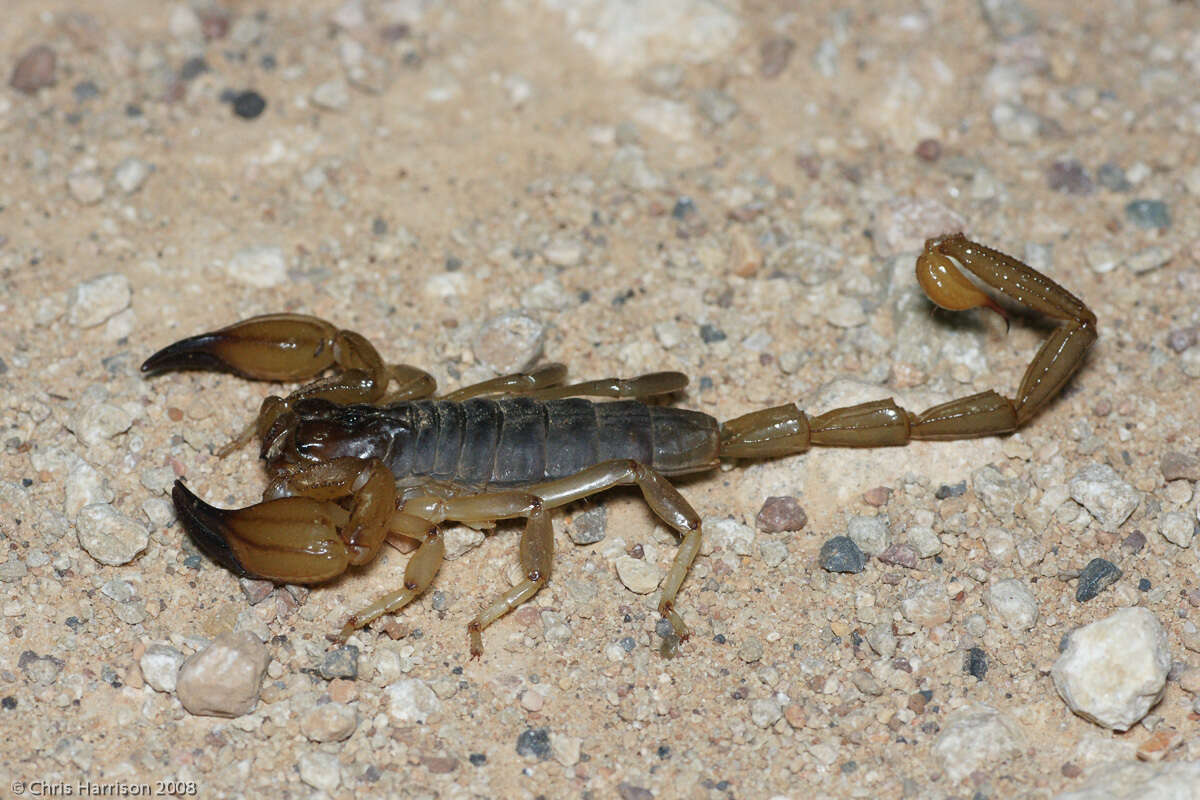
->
[284,397,720,489]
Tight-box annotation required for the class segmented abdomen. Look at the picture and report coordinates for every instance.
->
[383,397,719,487]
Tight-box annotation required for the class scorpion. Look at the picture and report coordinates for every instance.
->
[141,234,1096,657]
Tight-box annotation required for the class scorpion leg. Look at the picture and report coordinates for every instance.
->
[717,234,1097,454]
[530,371,688,400]
[403,458,701,656]
[438,363,568,402]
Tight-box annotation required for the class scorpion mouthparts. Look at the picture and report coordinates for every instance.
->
[141,333,236,376]
[171,480,253,577]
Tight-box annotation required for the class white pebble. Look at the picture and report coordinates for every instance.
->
[615,555,661,594]
[905,524,942,557]
[932,706,1025,783]
[76,503,148,565]
[298,751,341,793]
[1052,607,1170,731]
[750,696,782,728]
[312,78,351,111]
[986,578,1038,630]
[847,515,890,556]
[441,525,485,560]
[1068,463,1140,532]
[1157,510,1194,548]
[67,273,132,328]
[385,678,441,723]
[65,461,114,518]
[709,517,755,556]
[113,157,152,194]
[67,169,105,205]
[300,702,358,742]
[472,312,545,373]
[176,632,271,717]
[74,402,134,447]
[139,644,186,692]
[226,245,288,288]
[900,580,952,627]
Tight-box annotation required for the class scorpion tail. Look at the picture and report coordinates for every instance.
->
[171,480,351,584]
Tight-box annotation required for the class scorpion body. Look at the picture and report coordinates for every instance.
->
[143,233,1097,657]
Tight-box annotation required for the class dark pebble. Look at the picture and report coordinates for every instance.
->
[759,37,795,79]
[1125,199,1170,230]
[1137,578,1151,592]
[371,217,388,236]
[656,744,671,759]
[914,138,942,162]
[1166,328,1198,354]
[1061,761,1083,778]
[232,90,267,119]
[671,196,697,219]
[73,80,100,101]
[840,761,858,774]
[755,496,807,532]
[1121,530,1146,553]
[618,783,654,800]
[362,764,381,782]
[935,481,967,499]
[319,645,359,680]
[10,44,56,94]
[1075,558,1122,602]
[515,727,551,760]
[699,323,726,343]
[964,647,988,680]
[819,536,866,574]
[1,696,15,710]
[1096,162,1131,192]
[1046,159,1094,195]
[1160,451,1200,481]
[180,57,209,81]
[468,753,486,766]
[619,636,636,652]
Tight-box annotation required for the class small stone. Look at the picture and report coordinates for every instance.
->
[915,138,942,162]
[1047,159,1094,195]
[1125,199,1170,230]
[699,323,726,343]
[67,273,131,328]
[709,517,754,556]
[542,238,583,268]
[473,313,545,373]
[139,644,186,693]
[738,637,763,663]
[964,647,989,680]
[550,733,581,767]
[863,486,891,507]
[520,688,544,712]
[10,45,56,93]
[1157,511,1194,548]
[113,158,152,194]
[239,578,274,605]
[75,402,134,447]
[516,727,551,760]
[1160,451,1200,482]
[298,752,341,793]
[385,678,440,723]
[232,90,266,119]
[68,170,106,205]
[819,536,865,574]
[76,504,149,566]
[847,515,889,556]
[759,539,788,568]
[878,543,918,569]
[312,78,351,110]
[866,622,897,658]
[1097,162,1131,191]
[226,245,287,288]
[566,506,607,545]
[1052,607,1171,731]
[66,462,114,518]
[932,706,1025,783]
[906,525,942,557]
[696,88,739,125]
[319,645,359,680]
[1068,463,1140,532]
[300,702,357,742]
[19,651,63,685]
[1124,246,1171,275]
[1122,530,1147,553]
[615,556,661,594]
[759,37,795,79]
[900,581,952,627]
[1075,558,1122,602]
[442,525,485,559]
[176,632,271,717]
[750,696,782,728]
[987,579,1038,630]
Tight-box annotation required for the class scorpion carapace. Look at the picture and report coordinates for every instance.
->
[141,233,1097,657]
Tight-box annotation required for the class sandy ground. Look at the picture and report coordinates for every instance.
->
[2,1,1200,797]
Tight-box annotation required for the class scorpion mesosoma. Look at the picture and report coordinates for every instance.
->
[141,233,1096,657]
